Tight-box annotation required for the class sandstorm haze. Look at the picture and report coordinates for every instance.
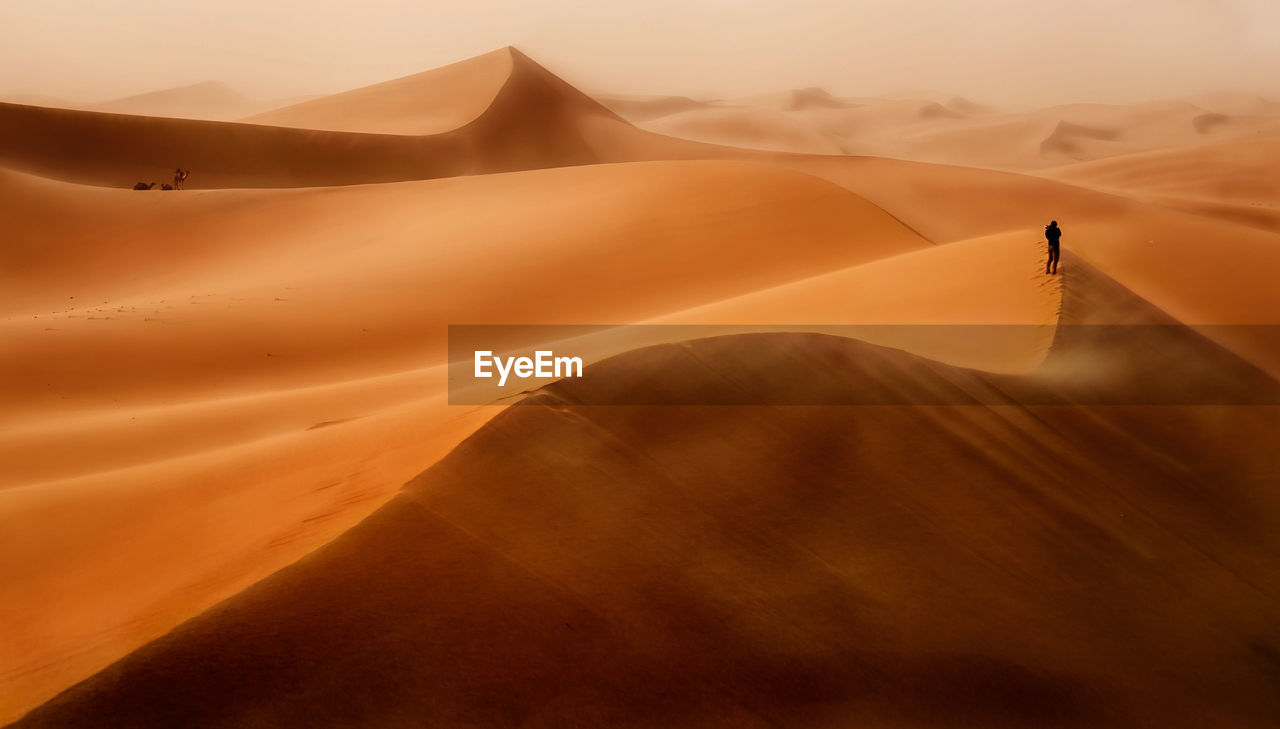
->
[3,0,1280,726]
[2,0,1278,106]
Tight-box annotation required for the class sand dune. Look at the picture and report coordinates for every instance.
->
[1047,135,1280,232]
[13,268,1279,726]
[4,44,1280,728]
[612,90,1280,170]
[243,50,516,134]
[0,158,928,721]
[780,154,1280,375]
[653,231,1064,373]
[0,48,709,189]
[593,94,714,121]
[2,83,304,121]
[1049,135,1280,203]
[88,81,291,121]
[643,105,847,154]
[1184,92,1280,116]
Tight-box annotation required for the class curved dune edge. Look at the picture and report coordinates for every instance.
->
[4,187,1261,724]
[781,155,1280,376]
[613,91,1280,171]
[1044,135,1280,204]
[3,46,1280,726]
[5,148,1280,723]
[9,312,1279,726]
[0,48,695,189]
[241,48,518,135]
[1040,135,1280,234]
[446,230,1068,409]
[647,230,1064,374]
[0,157,932,722]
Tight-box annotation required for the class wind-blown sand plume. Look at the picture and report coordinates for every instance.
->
[0,158,927,722]
[10,289,1279,727]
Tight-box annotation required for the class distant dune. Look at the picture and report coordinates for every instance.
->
[603,88,1280,170]
[89,81,290,121]
[1048,135,1280,232]
[644,105,848,154]
[593,93,714,122]
[243,48,516,134]
[0,48,710,189]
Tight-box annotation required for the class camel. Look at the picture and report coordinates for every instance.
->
[132,182,158,190]
[173,168,190,190]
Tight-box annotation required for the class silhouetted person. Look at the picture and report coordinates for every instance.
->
[173,168,190,190]
[1044,220,1061,274]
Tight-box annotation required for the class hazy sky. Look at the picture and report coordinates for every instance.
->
[2,0,1277,105]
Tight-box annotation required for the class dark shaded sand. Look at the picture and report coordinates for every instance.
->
[13,267,1279,729]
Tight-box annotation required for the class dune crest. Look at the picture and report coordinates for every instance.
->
[11,309,1279,726]
[4,41,1280,729]
[0,157,931,722]
[0,48,698,189]
[89,81,284,121]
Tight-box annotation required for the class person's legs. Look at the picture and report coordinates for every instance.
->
[1046,245,1054,274]
[1050,245,1060,274]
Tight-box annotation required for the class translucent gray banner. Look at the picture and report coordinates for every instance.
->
[447,325,1280,406]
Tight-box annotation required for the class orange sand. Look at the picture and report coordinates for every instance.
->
[2,47,1279,728]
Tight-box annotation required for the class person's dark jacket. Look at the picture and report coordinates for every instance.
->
[1045,224,1062,245]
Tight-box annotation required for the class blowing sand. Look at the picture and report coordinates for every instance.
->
[2,47,1279,728]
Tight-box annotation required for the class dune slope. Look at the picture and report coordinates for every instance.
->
[89,81,282,121]
[0,159,930,723]
[12,293,1279,727]
[1047,136,1280,232]
[5,43,1280,729]
[0,48,703,189]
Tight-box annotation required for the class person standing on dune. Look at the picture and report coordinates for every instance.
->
[1044,220,1062,274]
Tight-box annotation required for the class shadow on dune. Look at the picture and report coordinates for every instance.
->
[12,265,1280,728]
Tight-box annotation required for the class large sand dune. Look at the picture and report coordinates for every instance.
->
[1048,136,1280,232]
[0,48,707,189]
[88,81,291,121]
[3,46,1279,727]
[610,90,1280,170]
[0,157,928,720]
[13,278,1280,726]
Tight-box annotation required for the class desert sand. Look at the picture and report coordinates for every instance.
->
[2,46,1279,727]
[612,89,1280,172]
